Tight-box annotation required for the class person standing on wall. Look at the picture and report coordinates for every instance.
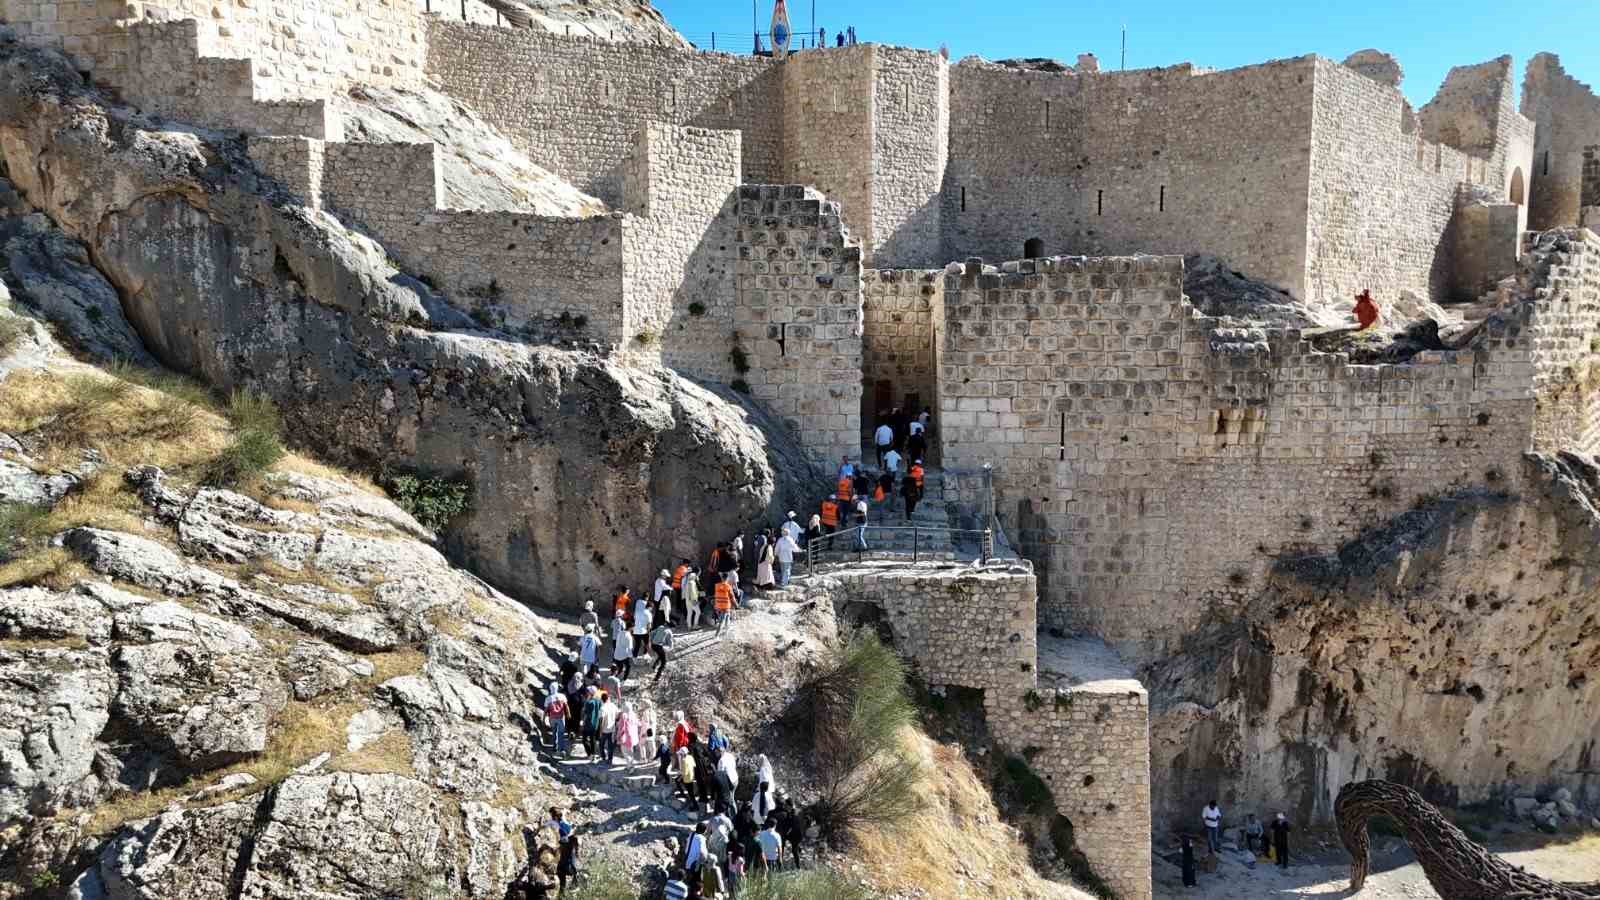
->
[1202,800,1223,854]
[874,416,893,468]
[1272,812,1291,868]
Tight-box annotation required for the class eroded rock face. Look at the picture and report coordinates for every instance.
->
[1,463,557,896]
[0,34,819,611]
[1148,452,1600,827]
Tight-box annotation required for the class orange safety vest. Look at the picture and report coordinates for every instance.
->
[836,476,853,500]
[672,564,687,590]
[820,499,839,527]
[872,484,885,501]
[714,580,734,611]
[910,464,925,488]
[613,590,630,616]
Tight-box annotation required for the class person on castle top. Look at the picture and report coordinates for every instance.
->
[1354,289,1380,330]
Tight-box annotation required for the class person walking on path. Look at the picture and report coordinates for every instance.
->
[874,418,893,468]
[754,820,783,872]
[805,514,823,547]
[700,850,726,898]
[542,682,568,754]
[755,533,776,589]
[836,456,853,478]
[713,577,735,636]
[901,471,920,521]
[682,570,702,630]
[883,446,902,477]
[1202,800,1222,854]
[632,590,652,654]
[781,511,802,543]
[651,620,674,682]
[1272,812,1291,868]
[578,624,599,669]
[1181,834,1197,886]
[611,627,633,682]
[775,529,800,586]
[663,868,689,900]
[852,495,869,551]
[578,600,599,634]
[554,811,580,896]
[676,748,699,807]
[597,691,620,765]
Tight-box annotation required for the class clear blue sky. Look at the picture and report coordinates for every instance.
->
[654,0,1598,108]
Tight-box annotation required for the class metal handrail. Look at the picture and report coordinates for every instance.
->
[800,523,992,571]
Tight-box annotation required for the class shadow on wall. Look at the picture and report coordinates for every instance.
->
[874,191,945,268]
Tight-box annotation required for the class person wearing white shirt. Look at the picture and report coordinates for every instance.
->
[883,448,902,475]
[873,422,893,467]
[578,624,599,668]
[774,533,800,586]
[653,570,670,604]
[909,418,924,436]
[781,511,802,543]
[1202,800,1223,853]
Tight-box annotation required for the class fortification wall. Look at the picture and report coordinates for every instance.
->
[943,58,1316,298]
[3,0,425,96]
[1523,54,1600,230]
[1526,232,1600,455]
[862,268,943,422]
[425,21,783,207]
[621,124,741,357]
[1585,146,1599,210]
[937,254,1540,645]
[781,47,877,260]
[868,46,947,267]
[1306,57,1507,305]
[733,185,863,462]
[786,560,1151,900]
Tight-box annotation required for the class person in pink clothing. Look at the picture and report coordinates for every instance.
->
[616,701,640,760]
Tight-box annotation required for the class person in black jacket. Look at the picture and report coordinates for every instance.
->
[1272,813,1291,868]
[901,473,921,521]
[1180,834,1196,886]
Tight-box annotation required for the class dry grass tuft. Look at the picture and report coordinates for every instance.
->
[0,546,91,590]
[853,729,1085,900]
[273,455,386,497]
[331,727,416,777]
[366,647,428,683]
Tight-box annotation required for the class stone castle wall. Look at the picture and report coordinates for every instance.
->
[862,268,943,422]
[1523,54,1600,231]
[943,58,1317,298]
[1525,233,1600,455]
[732,185,864,463]
[780,46,877,262]
[867,46,948,267]
[1306,56,1531,306]
[786,560,1151,900]
[424,21,784,207]
[935,253,1548,645]
[1584,146,1599,211]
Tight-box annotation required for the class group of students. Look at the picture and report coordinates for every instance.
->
[660,715,811,898]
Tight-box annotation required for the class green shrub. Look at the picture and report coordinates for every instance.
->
[998,755,1054,816]
[206,390,284,486]
[730,379,751,395]
[0,502,49,564]
[789,631,925,845]
[729,344,751,374]
[383,472,472,533]
[564,857,639,900]
[736,868,877,900]
[687,301,708,317]
[634,329,658,346]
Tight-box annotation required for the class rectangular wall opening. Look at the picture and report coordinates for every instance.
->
[960,186,966,212]
[1159,185,1165,212]
[1097,190,1103,215]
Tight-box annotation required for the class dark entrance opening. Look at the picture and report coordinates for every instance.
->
[1024,237,1044,259]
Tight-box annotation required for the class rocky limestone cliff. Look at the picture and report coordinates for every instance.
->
[0,31,820,611]
[1146,451,1600,829]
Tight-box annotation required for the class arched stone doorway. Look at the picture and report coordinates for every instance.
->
[1509,167,1525,205]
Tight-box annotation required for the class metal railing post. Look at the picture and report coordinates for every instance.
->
[912,526,919,562]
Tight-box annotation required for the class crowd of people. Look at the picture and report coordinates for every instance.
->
[1180,800,1293,887]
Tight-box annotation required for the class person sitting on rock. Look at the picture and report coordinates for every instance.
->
[1354,289,1379,330]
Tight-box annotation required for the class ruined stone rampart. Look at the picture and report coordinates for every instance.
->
[424,21,784,207]
[785,560,1151,900]
[936,252,1561,645]
[1523,53,1600,230]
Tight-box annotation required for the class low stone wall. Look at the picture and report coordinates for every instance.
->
[781,560,1152,900]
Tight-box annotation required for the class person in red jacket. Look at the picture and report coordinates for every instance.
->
[1354,289,1379,330]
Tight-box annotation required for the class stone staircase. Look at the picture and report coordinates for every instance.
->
[805,466,995,564]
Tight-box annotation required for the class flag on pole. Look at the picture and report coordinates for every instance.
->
[771,0,792,58]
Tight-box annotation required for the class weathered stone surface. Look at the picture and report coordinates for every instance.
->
[1342,49,1404,88]
[281,639,372,701]
[0,646,113,825]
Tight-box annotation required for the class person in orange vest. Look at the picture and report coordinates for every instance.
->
[713,576,735,636]
[819,497,840,532]
[1354,289,1379,330]
[671,559,689,605]
[613,585,631,623]
[909,460,925,492]
[836,474,853,501]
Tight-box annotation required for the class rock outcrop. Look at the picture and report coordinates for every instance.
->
[1147,451,1600,828]
[0,459,557,896]
[0,30,820,611]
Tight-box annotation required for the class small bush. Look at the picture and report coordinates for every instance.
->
[998,755,1054,816]
[564,857,639,900]
[729,344,751,374]
[634,329,658,346]
[687,301,708,317]
[206,390,284,487]
[0,502,49,564]
[383,472,472,532]
[788,632,925,845]
[736,868,877,900]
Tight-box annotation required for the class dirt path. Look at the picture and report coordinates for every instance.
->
[1154,834,1600,898]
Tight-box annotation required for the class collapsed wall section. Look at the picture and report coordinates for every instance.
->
[1309,56,1534,305]
[937,254,1540,647]
[943,58,1316,298]
[425,21,783,206]
[1523,53,1600,230]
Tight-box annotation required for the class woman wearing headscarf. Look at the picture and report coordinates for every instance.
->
[580,687,602,751]
[805,514,824,547]
[611,625,634,682]
[616,701,639,760]
[676,747,699,806]
[699,850,726,898]
[756,754,776,797]
[671,711,692,754]
[542,682,568,754]
[638,703,659,763]
[715,749,740,809]
[755,533,776,590]
[578,600,599,634]
[707,724,730,755]
[752,779,776,826]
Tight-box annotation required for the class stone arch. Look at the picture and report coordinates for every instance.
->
[1024,237,1044,259]
[1510,167,1526,205]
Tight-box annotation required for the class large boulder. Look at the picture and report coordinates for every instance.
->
[0,35,820,611]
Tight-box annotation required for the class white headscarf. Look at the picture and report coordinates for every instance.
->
[674,710,686,726]
[544,681,560,705]
[757,754,776,794]
[717,750,739,787]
